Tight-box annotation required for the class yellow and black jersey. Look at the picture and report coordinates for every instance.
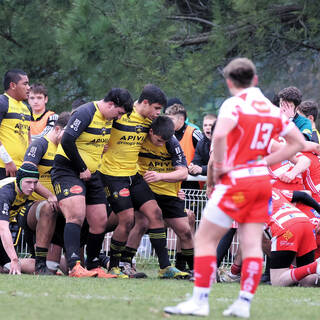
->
[0,178,30,223]
[138,135,187,197]
[24,136,56,201]
[99,107,152,176]
[0,93,32,168]
[55,101,112,173]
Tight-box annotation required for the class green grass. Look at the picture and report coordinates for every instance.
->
[0,271,319,320]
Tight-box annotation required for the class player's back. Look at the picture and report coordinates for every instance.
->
[220,87,290,169]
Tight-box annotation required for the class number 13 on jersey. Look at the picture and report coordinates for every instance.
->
[250,123,274,150]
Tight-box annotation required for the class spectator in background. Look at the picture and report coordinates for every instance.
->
[298,100,320,143]
[278,86,312,140]
[165,97,200,130]
[189,114,216,176]
[165,104,203,189]
[28,83,58,141]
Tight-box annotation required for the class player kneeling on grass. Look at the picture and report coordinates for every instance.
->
[267,188,320,286]
[117,116,192,279]
[0,163,57,274]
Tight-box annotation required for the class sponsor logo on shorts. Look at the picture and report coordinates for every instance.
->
[70,185,83,194]
[113,191,119,199]
[63,189,70,196]
[119,188,130,197]
[282,230,293,241]
[232,192,245,204]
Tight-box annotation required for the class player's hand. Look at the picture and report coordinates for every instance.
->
[177,189,185,200]
[188,164,202,175]
[9,258,21,275]
[80,169,91,181]
[5,161,17,177]
[47,194,58,212]
[206,184,214,198]
[278,171,295,183]
[280,100,295,119]
[143,171,162,183]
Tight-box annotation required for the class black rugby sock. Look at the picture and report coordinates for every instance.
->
[121,246,137,265]
[109,238,126,269]
[64,222,81,270]
[217,228,237,267]
[86,232,105,270]
[149,228,170,269]
[181,248,194,270]
[35,246,48,270]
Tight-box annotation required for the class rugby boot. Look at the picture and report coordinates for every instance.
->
[89,267,117,279]
[121,262,147,279]
[109,266,129,279]
[158,265,189,279]
[69,261,98,278]
[223,299,250,318]
[164,298,209,316]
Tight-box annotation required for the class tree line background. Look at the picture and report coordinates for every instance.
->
[1,0,319,126]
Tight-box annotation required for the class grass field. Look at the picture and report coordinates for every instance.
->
[0,266,320,320]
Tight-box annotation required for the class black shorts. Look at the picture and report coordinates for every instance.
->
[0,168,6,180]
[154,193,187,219]
[99,172,155,214]
[51,167,106,205]
[270,250,315,269]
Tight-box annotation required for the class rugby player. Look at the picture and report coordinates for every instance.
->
[164,57,305,318]
[121,116,193,278]
[0,69,31,178]
[51,88,133,278]
[99,84,187,278]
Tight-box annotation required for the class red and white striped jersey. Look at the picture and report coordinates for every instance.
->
[268,188,310,237]
[302,152,320,201]
[218,87,293,169]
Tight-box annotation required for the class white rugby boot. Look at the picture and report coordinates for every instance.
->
[164,298,209,316]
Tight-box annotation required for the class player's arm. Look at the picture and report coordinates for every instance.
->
[61,109,92,180]
[0,220,20,274]
[144,137,188,183]
[212,117,237,183]
[278,154,310,183]
[264,124,305,167]
[0,188,21,274]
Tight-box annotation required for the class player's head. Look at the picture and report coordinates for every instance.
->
[53,112,71,143]
[104,88,133,114]
[223,58,257,91]
[16,163,39,195]
[3,69,29,101]
[149,115,175,146]
[278,86,302,110]
[28,83,48,114]
[298,100,318,123]
[164,97,183,114]
[137,84,167,120]
[165,104,187,131]
[71,97,87,114]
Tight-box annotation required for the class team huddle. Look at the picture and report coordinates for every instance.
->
[0,58,320,318]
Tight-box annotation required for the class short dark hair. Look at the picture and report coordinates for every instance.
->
[3,69,27,91]
[165,104,187,121]
[299,100,319,121]
[278,86,302,108]
[138,84,167,107]
[55,112,71,128]
[223,58,256,88]
[71,98,86,112]
[150,115,175,140]
[104,88,133,113]
[29,83,48,97]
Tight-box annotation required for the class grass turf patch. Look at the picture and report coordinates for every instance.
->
[0,273,319,320]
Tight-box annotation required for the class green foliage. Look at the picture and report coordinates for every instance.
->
[0,0,319,118]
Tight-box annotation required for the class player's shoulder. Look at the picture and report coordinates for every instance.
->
[0,94,9,110]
